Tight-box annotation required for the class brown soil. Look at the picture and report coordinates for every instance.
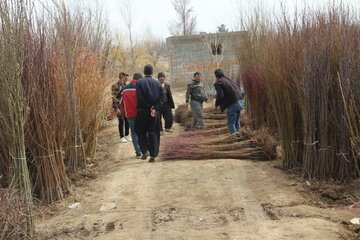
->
[34,90,360,240]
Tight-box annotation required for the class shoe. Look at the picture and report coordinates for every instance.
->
[148,157,155,163]
[125,135,132,142]
[141,152,149,160]
[165,129,172,133]
[120,137,127,143]
[136,154,141,159]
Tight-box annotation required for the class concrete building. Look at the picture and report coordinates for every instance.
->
[166,31,245,91]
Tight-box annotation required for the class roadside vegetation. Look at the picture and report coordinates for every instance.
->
[238,3,360,181]
[0,0,167,238]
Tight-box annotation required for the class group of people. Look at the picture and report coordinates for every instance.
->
[112,64,244,163]
[186,69,244,134]
[111,64,175,162]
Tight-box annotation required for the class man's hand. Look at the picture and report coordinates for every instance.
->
[150,106,156,117]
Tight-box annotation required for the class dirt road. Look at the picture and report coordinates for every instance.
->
[35,91,358,240]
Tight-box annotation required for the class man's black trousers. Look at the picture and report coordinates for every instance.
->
[160,102,173,130]
[135,109,161,158]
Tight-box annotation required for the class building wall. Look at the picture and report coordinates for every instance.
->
[166,31,245,90]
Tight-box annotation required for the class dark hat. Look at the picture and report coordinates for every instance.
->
[143,64,153,75]
[158,72,165,78]
[214,68,224,78]
[119,72,129,78]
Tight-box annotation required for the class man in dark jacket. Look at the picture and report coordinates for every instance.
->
[157,72,175,133]
[185,72,208,129]
[214,68,244,134]
[111,72,130,143]
[135,64,164,162]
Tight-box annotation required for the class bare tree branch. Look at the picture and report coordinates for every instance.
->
[143,31,166,68]
[168,0,197,36]
[119,0,137,70]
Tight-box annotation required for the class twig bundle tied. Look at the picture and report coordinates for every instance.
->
[164,105,277,161]
[163,127,276,161]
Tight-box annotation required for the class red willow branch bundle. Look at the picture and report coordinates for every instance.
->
[237,4,360,181]
[175,104,247,131]
[300,16,333,180]
[335,24,360,178]
[162,127,277,161]
[288,10,360,181]
[47,2,112,173]
[242,65,274,129]
[264,25,304,171]
[22,21,69,202]
[180,126,229,137]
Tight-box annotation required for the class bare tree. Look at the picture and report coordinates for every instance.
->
[111,34,129,69]
[201,33,227,68]
[119,0,139,70]
[143,31,167,68]
[168,0,197,36]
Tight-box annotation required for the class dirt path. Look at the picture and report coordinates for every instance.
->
[35,91,358,240]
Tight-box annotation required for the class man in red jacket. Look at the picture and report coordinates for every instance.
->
[120,73,143,158]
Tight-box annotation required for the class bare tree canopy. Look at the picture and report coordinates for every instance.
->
[119,0,139,71]
[168,0,197,36]
[143,32,167,68]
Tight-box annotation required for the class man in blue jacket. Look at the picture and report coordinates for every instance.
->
[214,68,243,134]
[135,64,164,162]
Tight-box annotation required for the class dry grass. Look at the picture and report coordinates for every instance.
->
[0,187,27,240]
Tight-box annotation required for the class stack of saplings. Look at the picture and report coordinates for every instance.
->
[238,4,360,181]
[163,106,277,160]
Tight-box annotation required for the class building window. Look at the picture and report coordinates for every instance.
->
[211,43,223,55]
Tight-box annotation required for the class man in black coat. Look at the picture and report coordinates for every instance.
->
[135,64,164,162]
[157,72,175,133]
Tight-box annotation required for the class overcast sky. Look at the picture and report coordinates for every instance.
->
[69,0,359,39]
[104,0,234,38]
[102,0,359,38]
